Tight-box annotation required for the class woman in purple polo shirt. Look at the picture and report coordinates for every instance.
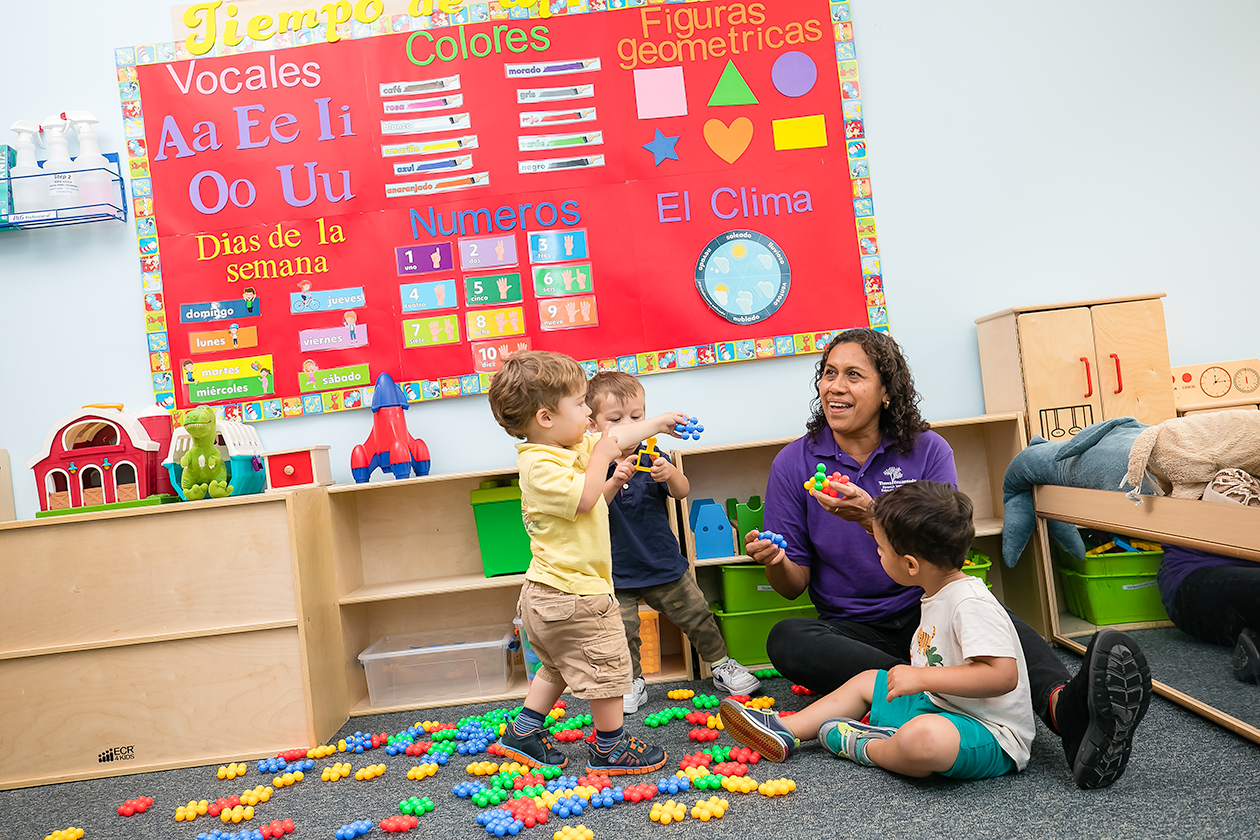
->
[742,328,1152,790]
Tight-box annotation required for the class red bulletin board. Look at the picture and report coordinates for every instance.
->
[122,0,886,423]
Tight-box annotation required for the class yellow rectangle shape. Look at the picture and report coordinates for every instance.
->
[772,115,827,151]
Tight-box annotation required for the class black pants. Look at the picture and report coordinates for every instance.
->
[1170,565,1260,647]
[766,604,1070,731]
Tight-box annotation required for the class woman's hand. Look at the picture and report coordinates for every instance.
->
[744,529,787,568]
[809,479,875,532]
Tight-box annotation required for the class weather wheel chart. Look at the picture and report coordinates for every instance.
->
[116,0,886,426]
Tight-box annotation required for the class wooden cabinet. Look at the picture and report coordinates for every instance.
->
[976,294,1175,441]
[0,490,345,791]
[670,413,1050,642]
[327,468,693,718]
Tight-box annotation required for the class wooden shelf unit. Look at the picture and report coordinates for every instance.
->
[0,489,345,791]
[1032,485,1260,745]
[326,467,694,717]
[670,413,1049,638]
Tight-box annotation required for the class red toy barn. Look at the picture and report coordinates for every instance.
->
[27,405,174,513]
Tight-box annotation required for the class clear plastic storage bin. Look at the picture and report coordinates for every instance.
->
[358,626,513,708]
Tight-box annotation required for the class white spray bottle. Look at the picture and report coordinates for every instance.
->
[40,114,79,210]
[8,120,49,213]
[65,111,117,212]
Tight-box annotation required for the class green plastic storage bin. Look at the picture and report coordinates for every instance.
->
[1056,567,1169,625]
[470,479,532,577]
[710,603,818,666]
[962,549,991,583]
[720,564,812,613]
[1050,539,1163,577]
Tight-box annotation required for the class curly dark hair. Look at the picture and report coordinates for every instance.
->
[806,329,930,455]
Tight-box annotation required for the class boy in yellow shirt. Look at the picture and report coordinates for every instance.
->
[488,351,690,773]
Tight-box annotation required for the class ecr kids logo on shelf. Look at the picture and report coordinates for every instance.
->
[98,745,137,763]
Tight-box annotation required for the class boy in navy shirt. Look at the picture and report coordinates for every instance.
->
[586,372,761,713]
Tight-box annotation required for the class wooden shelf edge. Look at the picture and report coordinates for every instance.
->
[974,293,1167,325]
[694,554,754,568]
[340,573,527,604]
[0,620,300,661]
[973,517,1003,537]
[328,465,519,496]
[0,492,288,532]
[349,673,532,716]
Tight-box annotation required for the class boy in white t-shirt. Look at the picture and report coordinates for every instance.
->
[721,480,1035,780]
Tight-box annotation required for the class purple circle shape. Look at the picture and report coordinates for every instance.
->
[771,51,818,98]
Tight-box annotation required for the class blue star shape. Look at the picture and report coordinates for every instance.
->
[642,129,680,166]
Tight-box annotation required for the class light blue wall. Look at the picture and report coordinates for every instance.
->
[3,1,1258,520]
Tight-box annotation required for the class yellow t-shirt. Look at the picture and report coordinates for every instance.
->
[515,435,612,596]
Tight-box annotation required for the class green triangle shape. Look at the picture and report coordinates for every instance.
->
[708,60,758,107]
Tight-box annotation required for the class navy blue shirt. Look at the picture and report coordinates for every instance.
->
[606,453,689,589]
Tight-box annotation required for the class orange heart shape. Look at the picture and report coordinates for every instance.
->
[704,117,754,164]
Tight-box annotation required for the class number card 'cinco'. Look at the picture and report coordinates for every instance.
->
[118,0,886,424]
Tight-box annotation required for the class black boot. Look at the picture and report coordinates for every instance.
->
[1233,627,1260,685]
[1056,629,1152,789]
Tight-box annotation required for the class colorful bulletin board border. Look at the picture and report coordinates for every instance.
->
[120,0,887,425]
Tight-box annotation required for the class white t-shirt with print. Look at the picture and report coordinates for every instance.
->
[912,575,1035,770]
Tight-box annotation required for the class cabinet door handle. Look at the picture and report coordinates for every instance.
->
[1080,357,1093,398]
[1110,353,1123,394]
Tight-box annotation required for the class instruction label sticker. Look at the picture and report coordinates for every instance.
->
[384,172,489,198]
[538,295,598,331]
[519,108,596,128]
[381,113,471,135]
[505,58,601,78]
[465,306,525,340]
[381,136,478,158]
[518,131,603,152]
[519,155,605,174]
[516,84,595,104]
[380,75,460,97]
[390,155,473,177]
[383,94,464,114]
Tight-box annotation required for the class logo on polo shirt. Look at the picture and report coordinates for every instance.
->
[878,465,915,493]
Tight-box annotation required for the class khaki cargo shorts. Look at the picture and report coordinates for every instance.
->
[518,580,632,700]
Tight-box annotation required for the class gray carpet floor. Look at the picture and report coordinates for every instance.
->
[4,650,1260,840]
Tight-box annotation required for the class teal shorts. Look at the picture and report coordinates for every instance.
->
[869,670,1018,780]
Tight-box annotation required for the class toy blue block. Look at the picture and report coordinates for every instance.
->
[689,498,733,559]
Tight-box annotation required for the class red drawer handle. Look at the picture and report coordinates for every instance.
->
[1111,353,1123,394]
[1080,357,1093,398]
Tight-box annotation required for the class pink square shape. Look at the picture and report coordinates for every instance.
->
[634,67,688,120]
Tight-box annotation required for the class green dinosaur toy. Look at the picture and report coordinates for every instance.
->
[179,406,233,500]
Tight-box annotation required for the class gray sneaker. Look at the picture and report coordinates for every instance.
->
[711,658,762,695]
[623,676,648,715]
[819,717,897,766]
[718,697,798,763]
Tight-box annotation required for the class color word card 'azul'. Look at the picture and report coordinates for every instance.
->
[180,298,261,323]
[465,306,525,340]
[400,279,457,312]
[464,272,523,307]
[289,287,366,314]
[529,229,587,264]
[402,314,461,348]
[471,337,531,373]
[459,234,518,270]
[299,325,370,353]
[532,264,593,297]
[539,295,598,331]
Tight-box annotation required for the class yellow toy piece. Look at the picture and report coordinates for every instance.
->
[705,714,724,730]
[744,696,775,710]
[44,828,84,840]
[635,437,661,473]
[678,766,712,781]
[354,764,386,781]
[407,763,439,780]
[308,744,337,759]
[417,720,448,733]
[553,826,595,840]
[649,799,687,825]
[721,775,758,793]
[757,778,796,797]
[220,804,254,823]
[338,739,348,752]
[273,770,304,787]
[690,796,729,821]
[1085,541,1117,556]
[498,761,529,775]
[322,762,352,782]
[465,761,500,776]
[175,800,210,821]
[216,762,249,780]
[548,708,566,720]
[667,689,695,700]
[240,785,273,805]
